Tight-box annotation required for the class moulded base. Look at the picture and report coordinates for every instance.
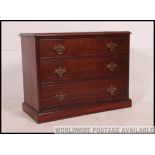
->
[22,99,132,123]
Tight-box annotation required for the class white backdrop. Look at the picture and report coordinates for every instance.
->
[2,21,153,50]
[2,21,154,132]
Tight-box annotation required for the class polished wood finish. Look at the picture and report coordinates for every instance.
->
[23,99,132,123]
[21,37,40,112]
[40,76,128,111]
[20,31,132,123]
[20,31,131,37]
[39,56,129,84]
[38,37,129,58]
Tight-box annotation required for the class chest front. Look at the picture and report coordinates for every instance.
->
[20,32,132,123]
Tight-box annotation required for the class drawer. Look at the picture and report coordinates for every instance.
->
[39,56,129,84]
[38,37,129,58]
[40,76,128,111]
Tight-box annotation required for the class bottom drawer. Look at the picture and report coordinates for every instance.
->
[40,76,129,111]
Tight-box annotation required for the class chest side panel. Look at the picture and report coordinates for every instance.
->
[21,37,40,111]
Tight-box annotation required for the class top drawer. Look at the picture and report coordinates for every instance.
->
[38,36,129,59]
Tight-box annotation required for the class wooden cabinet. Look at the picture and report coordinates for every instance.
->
[20,31,132,123]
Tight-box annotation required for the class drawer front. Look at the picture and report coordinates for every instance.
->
[38,37,129,58]
[39,56,129,84]
[40,76,128,111]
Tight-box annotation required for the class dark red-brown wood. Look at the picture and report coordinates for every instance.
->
[20,31,131,37]
[21,37,41,112]
[20,31,132,123]
[23,99,132,123]
[40,76,128,111]
[38,37,129,58]
[39,56,129,84]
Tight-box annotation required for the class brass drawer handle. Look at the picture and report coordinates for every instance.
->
[54,66,66,77]
[53,43,65,55]
[107,85,117,96]
[107,62,118,71]
[106,42,117,52]
[54,92,67,102]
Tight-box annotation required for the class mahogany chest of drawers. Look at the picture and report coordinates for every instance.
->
[20,31,132,123]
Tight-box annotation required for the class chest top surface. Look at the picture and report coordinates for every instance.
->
[20,31,131,37]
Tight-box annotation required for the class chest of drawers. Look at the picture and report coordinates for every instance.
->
[20,31,132,123]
